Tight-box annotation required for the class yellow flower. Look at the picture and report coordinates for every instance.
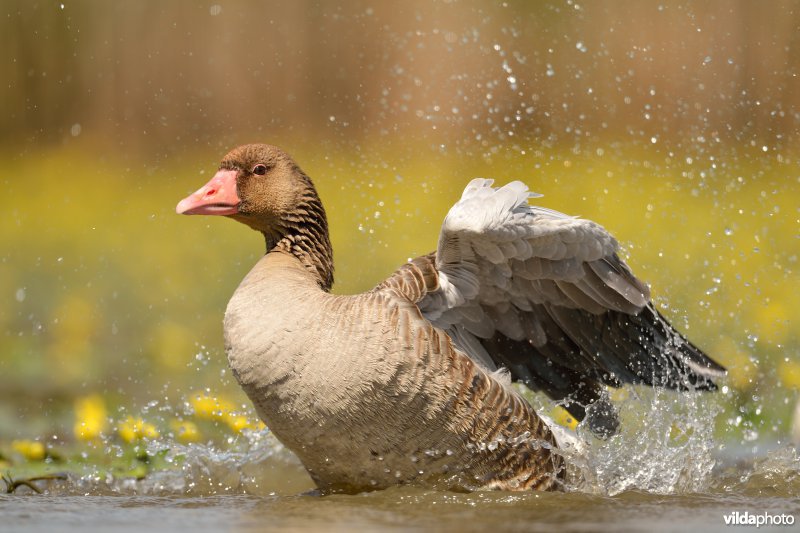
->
[169,419,200,443]
[11,439,46,461]
[118,416,160,443]
[224,414,257,433]
[73,394,109,441]
[188,391,263,433]
[779,360,800,389]
[713,336,756,390]
[189,391,236,420]
[549,405,578,430]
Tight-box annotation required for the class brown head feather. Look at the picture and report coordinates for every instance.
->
[224,144,334,290]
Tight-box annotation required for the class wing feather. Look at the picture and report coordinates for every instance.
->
[383,178,724,438]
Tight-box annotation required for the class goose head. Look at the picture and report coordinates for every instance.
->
[177,144,316,234]
[177,144,334,289]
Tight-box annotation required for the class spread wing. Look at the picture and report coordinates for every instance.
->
[382,178,725,438]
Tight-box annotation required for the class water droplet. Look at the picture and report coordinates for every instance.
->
[743,429,758,442]
[15,287,26,302]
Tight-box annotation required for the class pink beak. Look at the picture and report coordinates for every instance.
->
[176,169,241,216]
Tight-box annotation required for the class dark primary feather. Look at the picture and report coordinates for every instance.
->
[482,301,724,437]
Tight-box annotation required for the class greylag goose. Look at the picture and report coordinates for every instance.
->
[176,144,725,493]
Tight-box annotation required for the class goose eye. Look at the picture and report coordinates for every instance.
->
[252,164,268,175]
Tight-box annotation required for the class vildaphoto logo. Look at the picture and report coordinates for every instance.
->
[723,511,795,527]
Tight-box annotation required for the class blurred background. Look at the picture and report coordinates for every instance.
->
[0,1,797,451]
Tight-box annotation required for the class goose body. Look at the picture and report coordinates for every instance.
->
[177,144,725,493]
[224,252,558,491]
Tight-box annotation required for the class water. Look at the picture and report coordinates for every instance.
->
[2,461,799,532]
[2,390,799,532]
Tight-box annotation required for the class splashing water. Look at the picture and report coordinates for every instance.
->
[14,385,784,500]
[4,389,800,533]
[50,425,310,497]
[561,387,721,496]
[134,431,308,497]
